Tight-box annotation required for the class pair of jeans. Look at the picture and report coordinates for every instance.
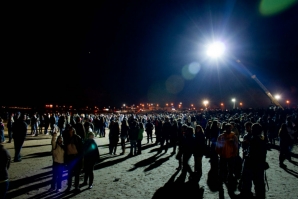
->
[130,140,137,154]
[84,160,95,185]
[218,157,235,183]
[66,155,82,189]
[51,162,64,189]
[0,130,5,142]
[0,180,9,199]
[14,138,25,161]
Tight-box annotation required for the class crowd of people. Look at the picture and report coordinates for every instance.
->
[0,108,297,198]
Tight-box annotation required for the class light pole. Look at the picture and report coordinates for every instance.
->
[231,98,236,109]
[206,41,284,110]
[203,100,209,110]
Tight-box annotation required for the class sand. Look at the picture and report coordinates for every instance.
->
[2,128,298,199]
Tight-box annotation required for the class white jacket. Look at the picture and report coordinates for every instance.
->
[51,134,65,164]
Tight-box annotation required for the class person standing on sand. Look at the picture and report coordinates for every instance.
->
[109,120,120,155]
[49,129,64,192]
[7,114,14,143]
[137,123,144,154]
[12,114,27,162]
[120,119,129,155]
[82,132,100,189]
[64,125,83,192]
[0,144,11,199]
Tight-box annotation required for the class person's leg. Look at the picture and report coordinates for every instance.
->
[89,163,95,186]
[67,163,73,190]
[0,180,9,199]
[113,142,117,155]
[182,153,193,177]
[74,159,82,189]
[252,168,265,199]
[8,129,12,142]
[146,131,150,143]
[133,140,137,155]
[51,162,57,189]
[240,160,253,196]
[57,163,64,190]
[137,140,142,154]
[83,161,90,184]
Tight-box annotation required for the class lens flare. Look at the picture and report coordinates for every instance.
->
[259,0,297,16]
[206,42,225,58]
[166,75,184,94]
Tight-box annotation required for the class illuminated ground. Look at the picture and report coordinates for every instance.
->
[3,128,298,199]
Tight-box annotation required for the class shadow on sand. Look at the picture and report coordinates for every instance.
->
[152,170,204,199]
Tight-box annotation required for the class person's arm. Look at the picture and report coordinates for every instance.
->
[6,149,11,170]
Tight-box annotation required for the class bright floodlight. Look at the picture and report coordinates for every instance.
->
[207,42,225,58]
[231,98,236,102]
[275,95,281,100]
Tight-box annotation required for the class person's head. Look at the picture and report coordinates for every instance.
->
[186,126,194,137]
[225,123,232,134]
[57,135,63,144]
[211,120,218,129]
[182,124,188,133]
[195,125,204,134]
[244,122,253,133]
[75,117,81,123]
[251,123,263,136]
[68,126,75,136]
[88,132,95,139]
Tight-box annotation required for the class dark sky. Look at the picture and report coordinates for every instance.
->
[2,0,298,109]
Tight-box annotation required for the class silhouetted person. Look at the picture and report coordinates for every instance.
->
[12,114,27,162]
[145,120,154,143]
[50,130,64,192]
[82,132,100,189]
[109,120,119,155]
[64,126,83,192]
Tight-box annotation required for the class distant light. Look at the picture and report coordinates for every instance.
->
[206,42,225,58]
[275,95,281,100]
[231,98,236,102]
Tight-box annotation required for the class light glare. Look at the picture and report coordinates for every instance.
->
[207,42,225,58]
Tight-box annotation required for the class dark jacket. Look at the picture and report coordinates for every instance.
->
[74,122,86,140]
[12,118,27,140]
[194,132,206,157]
[248,135,267,169]
[83,139,100,163]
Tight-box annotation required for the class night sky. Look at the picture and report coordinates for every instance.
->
[2,0,298,109]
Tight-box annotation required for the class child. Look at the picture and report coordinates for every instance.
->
[50,128,65,192]
[137,123,144,154]
[82,132,100,189]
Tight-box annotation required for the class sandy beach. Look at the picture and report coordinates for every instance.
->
[2,127,298,199]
